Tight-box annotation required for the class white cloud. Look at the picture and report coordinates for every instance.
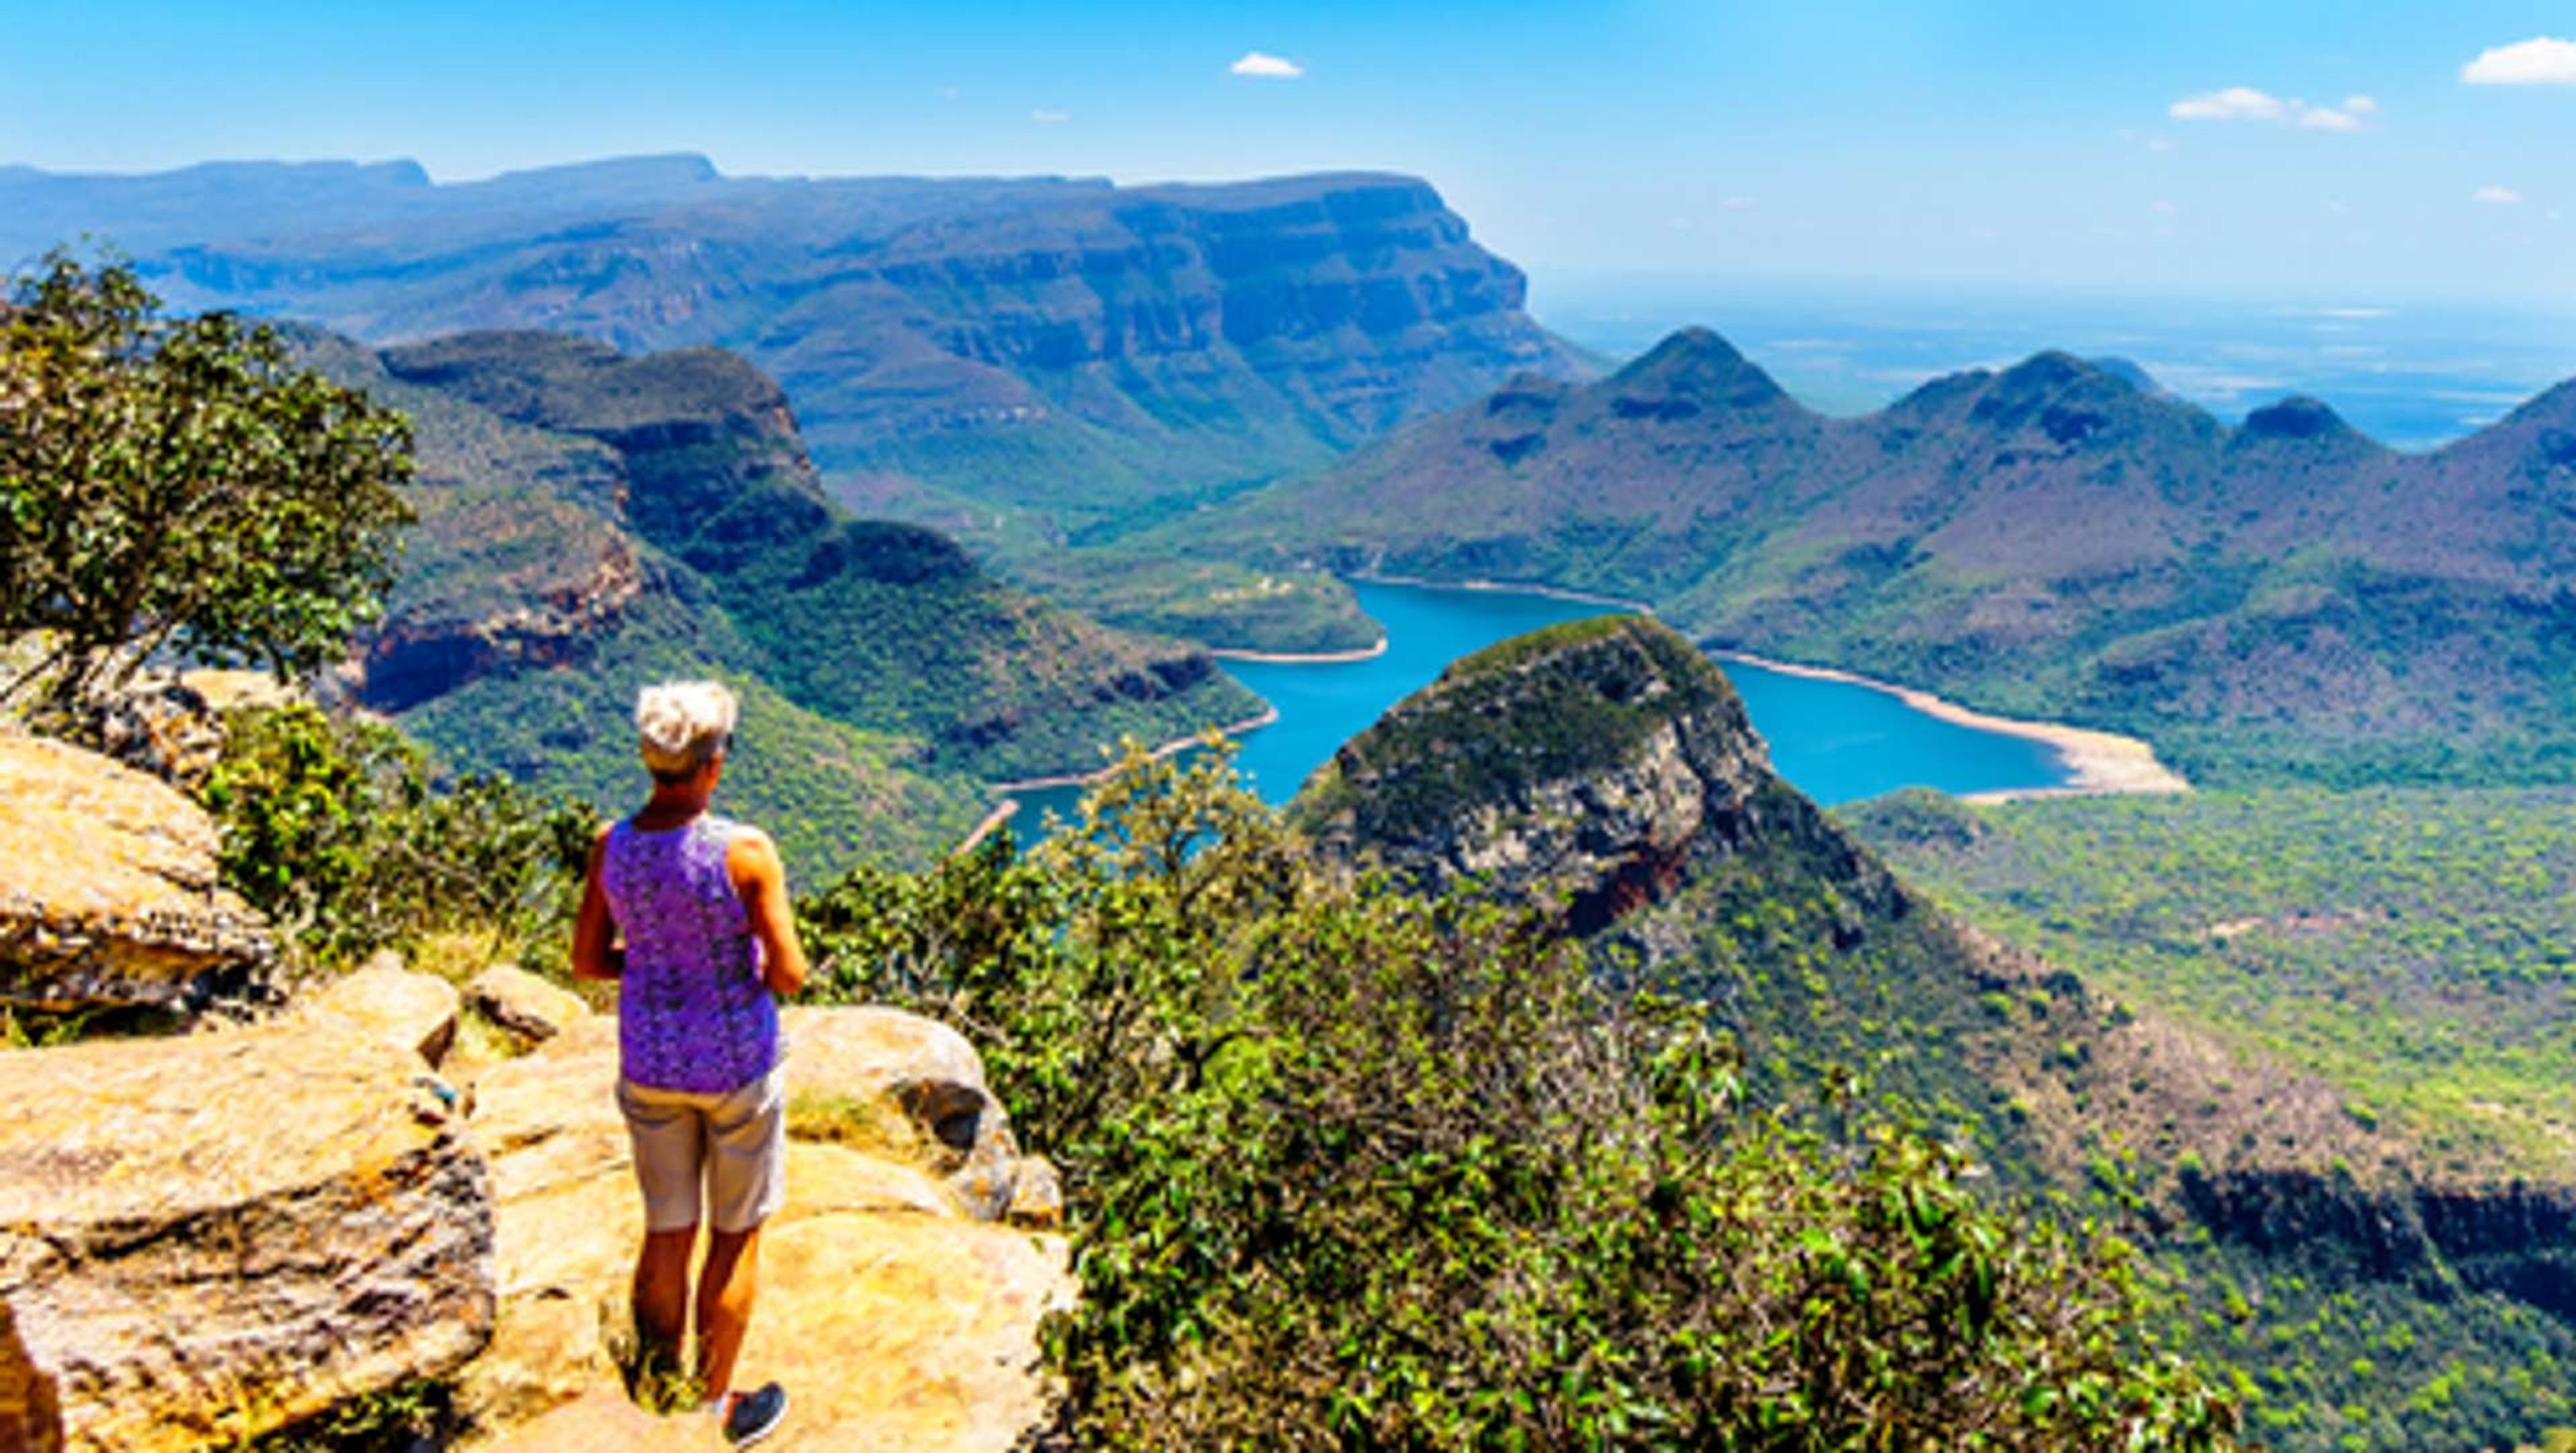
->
[1229,50,1305,78]
[1030,108,1071,124]
[2171,86,2373,131]
[2171,86,2288,121]
[2462,36,2576,85]
[2150,199,2180,215]
[2475,184,2522,204]
[1721,195,1760,211]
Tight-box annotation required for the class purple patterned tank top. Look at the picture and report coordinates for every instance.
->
[600,814,780,1093]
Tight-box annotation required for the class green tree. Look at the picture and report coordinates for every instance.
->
[0,250,413,710]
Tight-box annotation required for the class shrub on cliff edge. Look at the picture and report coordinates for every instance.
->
[202,702,593,970]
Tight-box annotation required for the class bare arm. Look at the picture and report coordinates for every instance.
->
[729,829,809,999]
[569,827,625,982]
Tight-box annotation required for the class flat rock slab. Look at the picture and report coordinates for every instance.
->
[460,1007,1071,1450]
[0,733,272,1014]
[296,955,460,1067]
[0,1023,494,1452]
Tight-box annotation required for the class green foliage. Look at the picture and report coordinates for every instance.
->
[200,703,592,969]
[0,252,413,710]
[235,1378,455,1452]
[800,746,2238,1448]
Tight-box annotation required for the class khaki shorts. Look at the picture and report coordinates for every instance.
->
[615,1064,788,1234]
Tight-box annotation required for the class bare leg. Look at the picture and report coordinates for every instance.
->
[696,1225,763,1405]
[632,1226,698,1386]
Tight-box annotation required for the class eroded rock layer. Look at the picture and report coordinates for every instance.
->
[0,733,273,1016]
[0,1021,492,1451]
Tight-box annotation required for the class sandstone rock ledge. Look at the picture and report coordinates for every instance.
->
[460,1006,1073,1453]
[0,1020,494,1451]
[0,934,1068,1453]
[0,733,274,1016]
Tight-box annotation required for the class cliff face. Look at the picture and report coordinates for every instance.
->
[1,159,1588,537]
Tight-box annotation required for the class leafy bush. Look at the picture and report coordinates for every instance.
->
[800,744,2239,1448]
[201,702,593,969]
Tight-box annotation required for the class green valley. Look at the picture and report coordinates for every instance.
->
[1847,786,2576,1447]
[303,328,1264,877]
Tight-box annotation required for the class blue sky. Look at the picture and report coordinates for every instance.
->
[7,1,2576,301]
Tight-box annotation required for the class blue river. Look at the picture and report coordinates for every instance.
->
[998,579,2072,845]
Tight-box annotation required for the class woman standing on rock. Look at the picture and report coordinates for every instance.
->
[572,680,807,1448]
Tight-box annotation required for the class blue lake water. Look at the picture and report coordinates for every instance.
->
[996,580,2074,845]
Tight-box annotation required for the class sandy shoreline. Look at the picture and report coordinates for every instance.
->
[1210,637,1389,664]
[1708,648,2190,802]
[953,797,1022,855]
[1352,572,1658,616]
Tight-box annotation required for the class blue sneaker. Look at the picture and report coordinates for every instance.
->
[721,1383,788,1448]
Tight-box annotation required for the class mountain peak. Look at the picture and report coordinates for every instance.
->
[1994,349,2129,397]
[2237,395,2363,445]
[1613,326,1746,376]
[1293,614,1780,929]
[1605,327,1792,415]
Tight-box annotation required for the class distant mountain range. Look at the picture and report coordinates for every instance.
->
[0,156,1589,543]
[1167,327,2576,785]
[297,327,1258,875]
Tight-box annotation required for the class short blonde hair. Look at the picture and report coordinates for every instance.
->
[636,680,739,779]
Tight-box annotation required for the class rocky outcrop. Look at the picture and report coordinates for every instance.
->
[466,963,591,1050]
[79,671,294,792]
[1296,614,1900,934]
[296,951,461,1067]
[455,1006,1070,1450]
[349,536,643,713]
[0,733,274,1016]
[780,1007,1027,1221]
[0,1012,493,1451]
[2178,1169,2576,1315]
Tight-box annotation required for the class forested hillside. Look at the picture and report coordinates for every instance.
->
[299,329,1264,874]
[1847,788,2576,1448]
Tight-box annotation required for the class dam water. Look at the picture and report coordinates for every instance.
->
[997,580,2074,845]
